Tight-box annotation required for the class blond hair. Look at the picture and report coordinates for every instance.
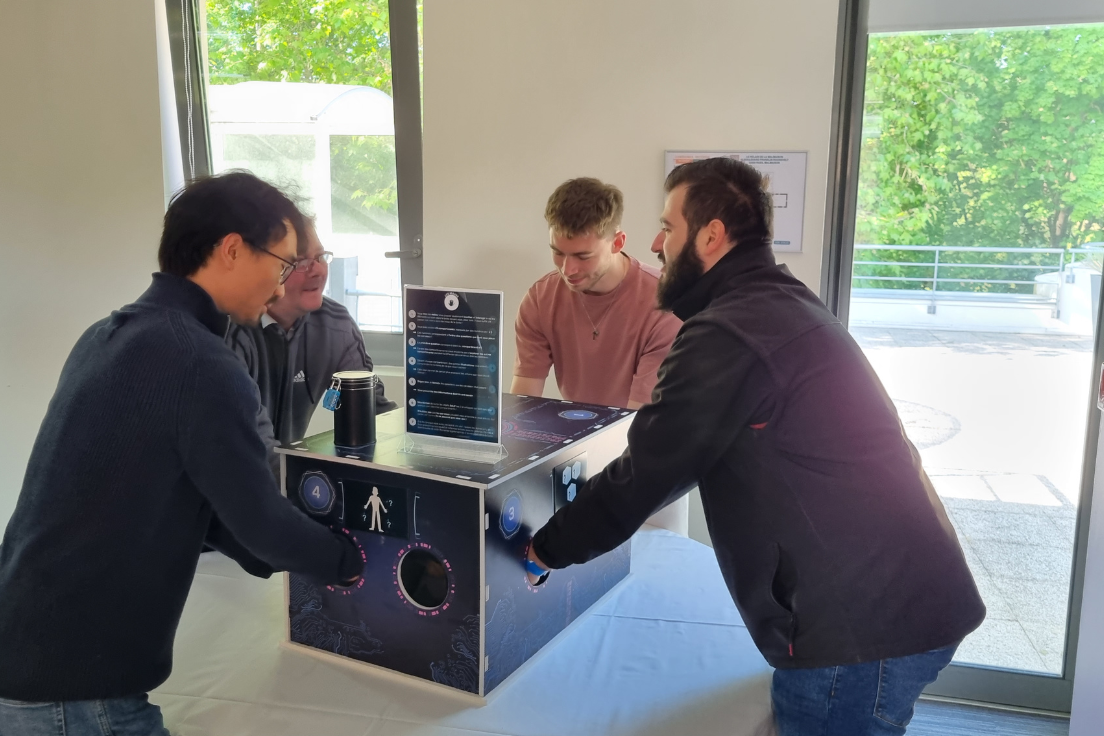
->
[544,178,624,240]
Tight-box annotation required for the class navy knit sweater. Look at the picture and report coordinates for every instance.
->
[0,274,362,702]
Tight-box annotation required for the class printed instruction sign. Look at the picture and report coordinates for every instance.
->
[664,150,808,253]
[404,286,503,444]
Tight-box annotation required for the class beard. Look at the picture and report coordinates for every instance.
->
[656,232,706,311]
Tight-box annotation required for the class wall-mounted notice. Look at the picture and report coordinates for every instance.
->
[404,286,503,444]
[664,150,808,253]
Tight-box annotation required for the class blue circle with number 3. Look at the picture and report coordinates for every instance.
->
[300,473,335,515]
[500,492,522,539]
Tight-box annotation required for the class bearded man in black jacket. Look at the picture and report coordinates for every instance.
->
[526,157,985,736]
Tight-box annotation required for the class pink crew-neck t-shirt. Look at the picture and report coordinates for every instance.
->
[514,256,683,408]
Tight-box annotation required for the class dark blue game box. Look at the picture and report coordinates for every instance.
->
[277,394,633,699]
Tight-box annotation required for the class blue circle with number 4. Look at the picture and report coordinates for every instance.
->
[500,492,523,539]
[300,472,335,515]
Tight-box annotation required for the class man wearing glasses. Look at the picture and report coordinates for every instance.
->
[0,172,363,734]
[227,218,397,449]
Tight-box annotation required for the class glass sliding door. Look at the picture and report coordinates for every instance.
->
[838,20,1104,711]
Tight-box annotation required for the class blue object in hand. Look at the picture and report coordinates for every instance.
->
[525,557,549,579]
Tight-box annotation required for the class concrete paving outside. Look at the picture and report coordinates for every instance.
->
[852,327,1093,675]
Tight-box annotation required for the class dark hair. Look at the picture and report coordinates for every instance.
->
[664,158,773,250]
[158,171,307,277]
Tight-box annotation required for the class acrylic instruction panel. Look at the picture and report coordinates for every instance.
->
[405,286,504,444]
[664,150,808,253]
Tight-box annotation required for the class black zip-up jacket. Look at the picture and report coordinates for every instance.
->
[532,245,985,669]
[0,274,363,701]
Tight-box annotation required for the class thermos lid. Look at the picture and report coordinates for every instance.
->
[333,370,376,388]
[334,370,375,379]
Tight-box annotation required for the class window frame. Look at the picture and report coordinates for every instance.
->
[164,0,424,363]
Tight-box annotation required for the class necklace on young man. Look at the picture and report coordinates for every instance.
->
[577,254,629,340]
[579,296,615,340]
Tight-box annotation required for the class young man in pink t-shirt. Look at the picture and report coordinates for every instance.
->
[512,178,687,531]
[512,178,682,410]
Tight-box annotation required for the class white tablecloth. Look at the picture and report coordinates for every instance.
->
[153,530,775,736]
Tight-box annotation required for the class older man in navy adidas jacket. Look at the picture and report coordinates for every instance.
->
[226,217,396,450]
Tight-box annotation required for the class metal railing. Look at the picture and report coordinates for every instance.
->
[345,289,404,333]
[852,244,1104,314]
[329,256,404,333]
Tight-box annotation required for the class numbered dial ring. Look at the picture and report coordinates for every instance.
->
[325,528,366,596]
[299,472,336,516]
[393,542,455,615]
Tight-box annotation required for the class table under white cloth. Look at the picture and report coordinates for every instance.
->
[152,529,776,735]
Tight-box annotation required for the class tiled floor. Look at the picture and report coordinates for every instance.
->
[940,493,1076,673]
[853,328,1090,675]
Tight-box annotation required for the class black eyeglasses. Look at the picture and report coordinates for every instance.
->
[293,250,334,272]
[255,247,298,284]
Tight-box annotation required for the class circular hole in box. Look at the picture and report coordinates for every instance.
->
[398,548,449,610]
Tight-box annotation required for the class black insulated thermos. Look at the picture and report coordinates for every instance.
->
[331,370,377,448]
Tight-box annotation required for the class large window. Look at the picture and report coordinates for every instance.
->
[826,6,1104,711]
[167,0,423,341]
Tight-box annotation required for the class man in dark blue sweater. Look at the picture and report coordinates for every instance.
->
[0,172,364,735]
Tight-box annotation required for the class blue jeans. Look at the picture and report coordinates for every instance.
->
[0,694,169,736]
[771,644,958,736]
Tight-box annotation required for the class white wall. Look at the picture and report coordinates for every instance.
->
[0,1,166,527]
[422,0,840,546]
[423,0,837,325]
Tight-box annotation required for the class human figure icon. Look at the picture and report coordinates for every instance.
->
[364,487,387,532]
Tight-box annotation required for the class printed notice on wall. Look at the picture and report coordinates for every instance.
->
[664,151,808,253]
[404,286,503,444]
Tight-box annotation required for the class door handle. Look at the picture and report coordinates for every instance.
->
[384,249,422,259]
[1098,363,1104,411]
